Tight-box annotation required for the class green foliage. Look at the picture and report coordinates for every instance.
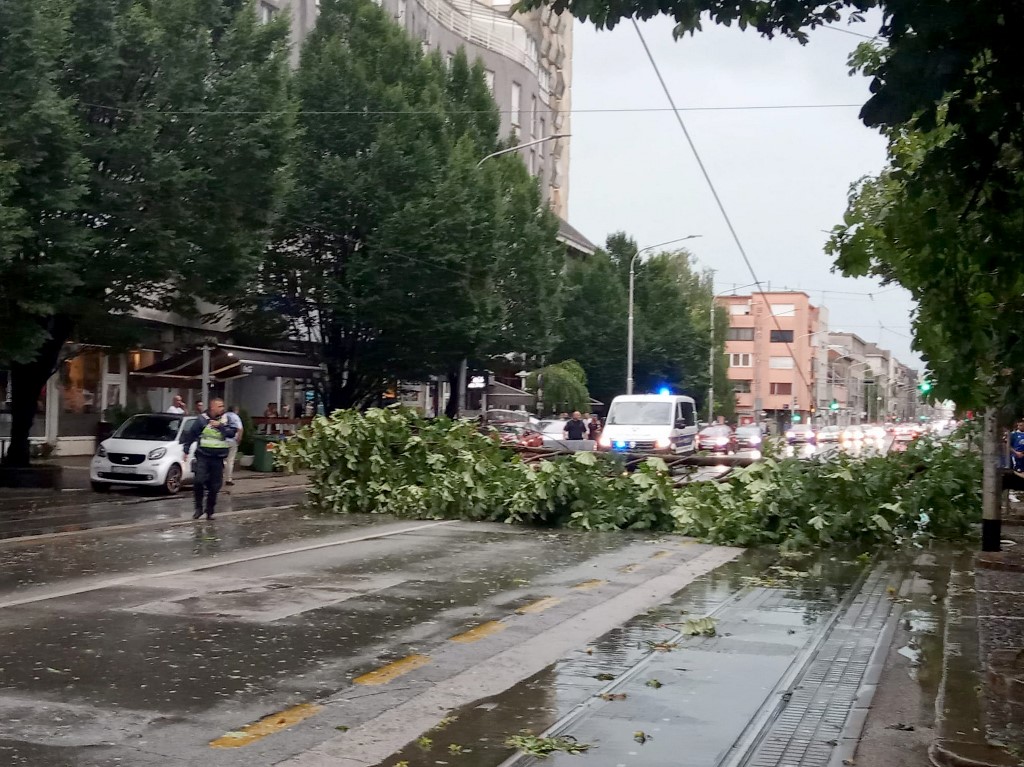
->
[278,407,981,549]
[239,0,562,410]
[528,359,592,415]
[505,733,592,757]
[238,409,256,455]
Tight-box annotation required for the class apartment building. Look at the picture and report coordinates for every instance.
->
[827,332,870,425]
[716,292,824,429]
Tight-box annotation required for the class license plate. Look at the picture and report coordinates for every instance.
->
[113,465,139,474]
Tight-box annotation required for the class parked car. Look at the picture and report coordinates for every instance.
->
[817,425,841,443]
[785,423,816,444]
[734,425,764,450]
[698,425,737,454]
[90,413,196,494]
[841,425,865,443]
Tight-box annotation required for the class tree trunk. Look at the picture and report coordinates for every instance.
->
[444,364,460,419]
[982,406,1002,551]
[2,316,73,468]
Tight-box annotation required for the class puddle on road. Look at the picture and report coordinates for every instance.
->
[372,548,869,767]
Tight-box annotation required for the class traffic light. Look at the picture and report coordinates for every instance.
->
[792,413,801,423]
[918,379,933,394]
[829,399,839,411]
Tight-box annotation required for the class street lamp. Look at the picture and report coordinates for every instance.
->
[627,235,703,395]
[476,134,570,168]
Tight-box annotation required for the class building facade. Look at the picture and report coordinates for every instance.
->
[717,292,824,429]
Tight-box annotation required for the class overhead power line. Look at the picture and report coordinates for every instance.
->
[631,20,813,394]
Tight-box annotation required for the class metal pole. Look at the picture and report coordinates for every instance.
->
[627,255,636,395]
[201,345,211,409]
[476,134,570,168]
[707,299,714,422]
[982,407,1002,551]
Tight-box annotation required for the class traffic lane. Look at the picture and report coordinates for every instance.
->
[0,521,735,766]
[0,476,309,540]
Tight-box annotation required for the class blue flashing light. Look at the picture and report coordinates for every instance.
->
[614,440,626,450]
[657,387,671,396]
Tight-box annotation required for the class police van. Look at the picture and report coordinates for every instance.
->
[597,394,699,454]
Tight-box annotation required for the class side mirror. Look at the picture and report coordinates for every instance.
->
[675,419,688,430]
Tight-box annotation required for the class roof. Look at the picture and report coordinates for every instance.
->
[556,218,598,256]
[486,380,535,407]
[131,344,321,385]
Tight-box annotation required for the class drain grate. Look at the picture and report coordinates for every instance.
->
[742,567,898,767]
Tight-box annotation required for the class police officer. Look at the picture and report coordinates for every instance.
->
[179,397,237,520]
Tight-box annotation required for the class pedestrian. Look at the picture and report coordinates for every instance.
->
[179,397,237,520]
[587,413,601,441]
[1009,418,1024,503]
[563,410,588,441]
[166,395,186,415]
[264,402,279,418]
[194,399,204,415]
[223,405,243,487]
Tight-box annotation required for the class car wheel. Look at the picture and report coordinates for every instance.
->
[163,464,183,495]
[91,481,111,493]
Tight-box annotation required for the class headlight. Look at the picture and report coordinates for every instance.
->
[655,437,672,449]
[97,445,106,457]
[748,435,761,445]
[598,434,611,448]
[148,447,166,460]
[715,437,728,446]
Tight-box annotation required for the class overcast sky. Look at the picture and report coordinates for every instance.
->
[568,16,921,367]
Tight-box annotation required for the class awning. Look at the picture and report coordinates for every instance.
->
[130,344,321,385]
[486,380,535,407]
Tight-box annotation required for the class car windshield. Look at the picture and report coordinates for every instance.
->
[736,426,761,437]
[538,420,566,435]
[607,402,673,426]
[701,426,731,436]
[789,424,812,432]
[113,414,186,442]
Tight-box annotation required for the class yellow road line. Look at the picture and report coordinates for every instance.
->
[449,620,505,643]
[572,579,607,590]
[353,654,430,686]
[210,703,322,748]
[515,596,561,614]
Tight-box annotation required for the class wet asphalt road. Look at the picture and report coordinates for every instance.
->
[0,443,905,767]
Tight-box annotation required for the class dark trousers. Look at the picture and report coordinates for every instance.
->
[194,452,225,515]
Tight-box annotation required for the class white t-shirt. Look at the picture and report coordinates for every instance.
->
[166,405,186,414]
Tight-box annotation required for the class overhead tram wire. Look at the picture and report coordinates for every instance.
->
[630,19,811,394]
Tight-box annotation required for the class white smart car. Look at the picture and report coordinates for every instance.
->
[90,413,196,494]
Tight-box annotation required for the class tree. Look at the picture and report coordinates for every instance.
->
[0,0,293,467]
[528,359,591,414]
[240,0,563,415]
[553,249,628,406]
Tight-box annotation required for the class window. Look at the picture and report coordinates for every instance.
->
[770,303,796,317]
[484,69,495,93]
[729,353,752,368]
[531,95,538,137]
[677,401,696,427]
[539,116,546,139]
[528,148,536,175]
[770,329,794,343]
[258,1,277,23]
[726,327,754,341]
[729,303,751,316]
[397,0,406,21]
[445,52,454,70]
[769,356,795,369]
[770,382,793,396]
[510,82,521,127]
[732,380,752,393]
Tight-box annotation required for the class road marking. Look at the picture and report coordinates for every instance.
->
[210,703,322,748]
[572,579,606,590]
[449,621,505,643]
[354,654,430,685]
[515,596,561,614]
[0,520,454,609]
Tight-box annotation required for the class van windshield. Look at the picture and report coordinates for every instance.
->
[607,402,673,426]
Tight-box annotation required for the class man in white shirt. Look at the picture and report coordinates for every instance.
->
[167,395,186,415]
[223,405,243,486]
